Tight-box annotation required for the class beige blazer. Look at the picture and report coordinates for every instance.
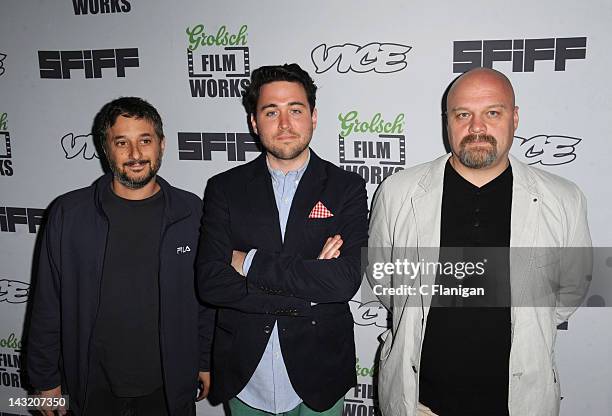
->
[367,154,592,416]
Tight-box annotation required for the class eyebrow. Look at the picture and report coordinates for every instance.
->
[450,103,507,112]
[260,101,307,111]
[112,133,153,140]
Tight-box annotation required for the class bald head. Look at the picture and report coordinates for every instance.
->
[447,67,516,114]
[444,67,519,184]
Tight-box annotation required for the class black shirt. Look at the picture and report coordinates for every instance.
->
[93,184,164,397]
[419,161,513,416]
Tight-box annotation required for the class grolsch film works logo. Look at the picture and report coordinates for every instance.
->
[338,111,405,185]
[185,24,250,98]
[0,112,13,176]
[0,332,22,389]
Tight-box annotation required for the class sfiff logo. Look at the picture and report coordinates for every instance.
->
[61,132,99,160]
[39,48,139,79]
[185,24,251,98]
[311,42,411,74]
[338,110,406,185]
[514,134,581,166]
[178,132,260,162]
[72,0,131,15]
[0,206,44,233]
[0,112,13,176]
[453,37,586,73]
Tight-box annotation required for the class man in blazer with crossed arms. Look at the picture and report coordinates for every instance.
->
[197,63,368,416]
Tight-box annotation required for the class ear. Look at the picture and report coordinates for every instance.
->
[160,136,166,154]
[250,114,258,135]
[513,106,519,130]
[311,108,318,130]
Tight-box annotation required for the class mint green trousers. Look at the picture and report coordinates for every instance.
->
[228,398,344,416]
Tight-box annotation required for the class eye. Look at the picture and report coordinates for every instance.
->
[265,110,277,117]
[141,138,152,144]
[456,112,470,120]
[487,110,500,117]
[115,140,127,147]
[290,108,303,115]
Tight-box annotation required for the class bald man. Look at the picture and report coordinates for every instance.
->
[367,68,591,416]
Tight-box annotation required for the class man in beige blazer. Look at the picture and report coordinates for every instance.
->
[367,68,591,416]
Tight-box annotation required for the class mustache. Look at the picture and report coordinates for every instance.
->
[460,134,497,146]
[123,159,150,167]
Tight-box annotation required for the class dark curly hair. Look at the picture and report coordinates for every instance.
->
[93,96,164,150]
[242,63,317,116]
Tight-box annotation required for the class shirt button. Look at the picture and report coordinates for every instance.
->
[475,207,480,213]
[473,221,480,228]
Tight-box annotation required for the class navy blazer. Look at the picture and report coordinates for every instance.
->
[197,150,369,411]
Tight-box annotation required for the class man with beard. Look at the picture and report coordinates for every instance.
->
[197,64,368,415]
[28,97,214,415]
[367,68,591,416]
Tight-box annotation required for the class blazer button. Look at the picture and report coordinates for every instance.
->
[311,320,317,325]
[264,325,271,334]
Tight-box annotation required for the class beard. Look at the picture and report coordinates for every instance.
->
[108,154,162,189]
[457,133,498,169]
[262,130,312,161]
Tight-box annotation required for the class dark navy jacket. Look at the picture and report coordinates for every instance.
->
[27,174,214,415]
[197,151,368,410]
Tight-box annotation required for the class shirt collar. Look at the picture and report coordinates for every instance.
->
[266,149,310,184]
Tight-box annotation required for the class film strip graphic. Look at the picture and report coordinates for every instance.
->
[0,132,11,159]
[338,134,405,166]
[187,47,250,78]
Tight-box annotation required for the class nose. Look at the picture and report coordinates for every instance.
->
[278,110,290,131]
[468,115,486,135]
[128,142,142,160]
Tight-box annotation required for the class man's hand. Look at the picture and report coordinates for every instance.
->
[38,385,66,416]
[196,371,211,401]
[231,250,247,276]
[318,234,343,259]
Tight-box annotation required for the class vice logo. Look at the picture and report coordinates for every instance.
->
[0,280,29,304]
[39,48,139,79]
[178,132,260,162]
[61,132,99,160]
[514,134,581,166]
[349,300,388,328]
[453,37,586,73]
[311,42,411,74]
[0,52,6,77]
[72,0,131,15]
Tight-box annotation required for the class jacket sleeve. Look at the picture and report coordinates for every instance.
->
[556,186,593,324]
[246,177,369,303]
[198,301,215,372]
[196,176,311,315]
[27,201,63,391]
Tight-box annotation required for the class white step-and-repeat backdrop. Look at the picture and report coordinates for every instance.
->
[1,1,611,414]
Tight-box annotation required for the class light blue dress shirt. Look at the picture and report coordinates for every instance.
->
[237,152,310,413]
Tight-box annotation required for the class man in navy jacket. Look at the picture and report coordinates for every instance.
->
[197,64,368,415]
[27,97,214,415]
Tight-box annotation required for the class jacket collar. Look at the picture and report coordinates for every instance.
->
[93,173,191,225]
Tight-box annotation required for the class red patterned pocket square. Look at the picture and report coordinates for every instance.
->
[308,201,334,219]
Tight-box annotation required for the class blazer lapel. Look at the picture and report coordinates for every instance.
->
[283,151,326,252]
[245,153,283,251]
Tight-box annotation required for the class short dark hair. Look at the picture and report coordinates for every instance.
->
[94,97,164,149]
[242,63,317,116]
